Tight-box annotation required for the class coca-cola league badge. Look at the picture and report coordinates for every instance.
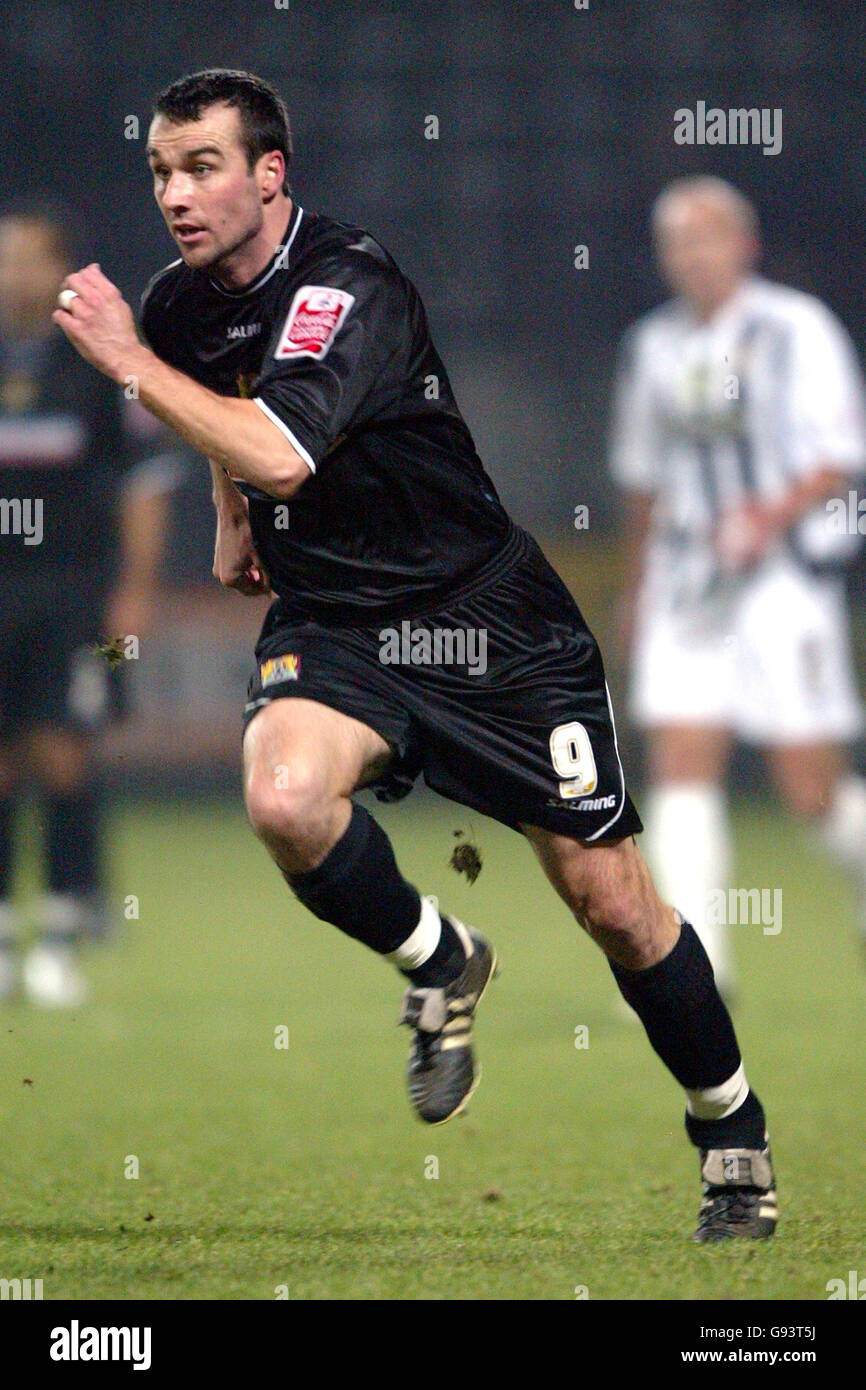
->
[274,285,356,361]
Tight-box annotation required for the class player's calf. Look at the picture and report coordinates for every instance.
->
[524,829,677,968]
[243,701,497,1121]
[283,801,497,1123]
[524,826,776,1240]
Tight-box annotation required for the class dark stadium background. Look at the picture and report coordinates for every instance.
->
[4,3,866,1314]
[3,0,865,786]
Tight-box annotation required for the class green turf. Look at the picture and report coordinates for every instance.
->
[1,791,864,1300]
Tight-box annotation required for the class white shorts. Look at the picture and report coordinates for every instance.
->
[630,553,863,744]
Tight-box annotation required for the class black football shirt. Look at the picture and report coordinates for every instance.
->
[140,206,515,620]
[0,331,131,588]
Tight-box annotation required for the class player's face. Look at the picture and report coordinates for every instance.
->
[0,220,68,334]
[654,198,755,314]
[147,105,268,272]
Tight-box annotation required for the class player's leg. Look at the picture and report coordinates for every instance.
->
[0,609,28,1000]
[0,738,21,1000]
[243,696,493,1119]
[242,694,474,974]
[17,581,121,1004]
[24,725,98,1007]
[643,722,735,996]
[522,823,776,1241]
[766,740,866,948]
[737,559,866,945]
[629,590,738,995]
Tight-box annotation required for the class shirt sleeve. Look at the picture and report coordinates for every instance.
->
[608,322,664,493]
[252,252,408,473]
[786,299,866,477]
[138,279,165,358]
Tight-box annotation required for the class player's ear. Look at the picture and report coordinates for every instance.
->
[259,152,284,203]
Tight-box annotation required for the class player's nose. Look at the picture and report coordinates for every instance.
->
[160,172,195,210]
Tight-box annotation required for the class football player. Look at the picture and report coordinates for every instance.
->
[55,72,778,1241]
[611,175,866,997]
[0,207,179,1004]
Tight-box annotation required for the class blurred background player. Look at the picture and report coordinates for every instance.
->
[611,174,866,996]
[0,207,180,1006]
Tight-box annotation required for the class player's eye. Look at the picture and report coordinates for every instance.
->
[193,164,212,176]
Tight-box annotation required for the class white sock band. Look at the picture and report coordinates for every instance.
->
[686,1062,749,1120]
[385,895,441,970]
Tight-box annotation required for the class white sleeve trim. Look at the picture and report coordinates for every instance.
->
[253,396,317,474]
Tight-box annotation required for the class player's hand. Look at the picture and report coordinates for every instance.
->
[52,264,141,383]
[713,502,780,575]
[213,505,271,596]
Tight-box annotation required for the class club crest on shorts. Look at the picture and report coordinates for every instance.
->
[274,286,355,361]
[260,654,301,687]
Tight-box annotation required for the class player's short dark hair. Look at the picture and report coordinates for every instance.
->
[153,69,293,195]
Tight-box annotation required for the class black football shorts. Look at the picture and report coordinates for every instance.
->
[242,528,642,843]
[0,574,124,737]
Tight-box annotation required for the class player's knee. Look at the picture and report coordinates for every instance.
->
[579,883,648,945]
[558,843,658,958]
[780,781,834,820]
[244,757,333,858]
[27,729,90,792]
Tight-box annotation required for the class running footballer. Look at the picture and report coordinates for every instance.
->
[54,68,778,1242]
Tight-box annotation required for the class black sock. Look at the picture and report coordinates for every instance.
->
[0,794,16,948]
[610,919,765,1149]
[685,1090,767,1153]
[45,783,102,896]
[403,916,465,988]
[286,802,422,953]
[0,797,15,900]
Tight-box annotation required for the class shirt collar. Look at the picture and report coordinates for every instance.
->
[206,205,304,299]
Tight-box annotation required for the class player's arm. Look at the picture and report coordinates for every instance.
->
[760,465,851,530]
[621,491,655,595]
[715,465,853,573]
[717,304,866,571]
[53,264,309,501]
[608,325,660,661]
[209,459,270,595]
[108,484,171,635]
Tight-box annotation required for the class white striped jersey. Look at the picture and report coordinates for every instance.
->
[609,275,866,580]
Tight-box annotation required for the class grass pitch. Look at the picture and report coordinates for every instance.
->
[1,791,864,1300]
